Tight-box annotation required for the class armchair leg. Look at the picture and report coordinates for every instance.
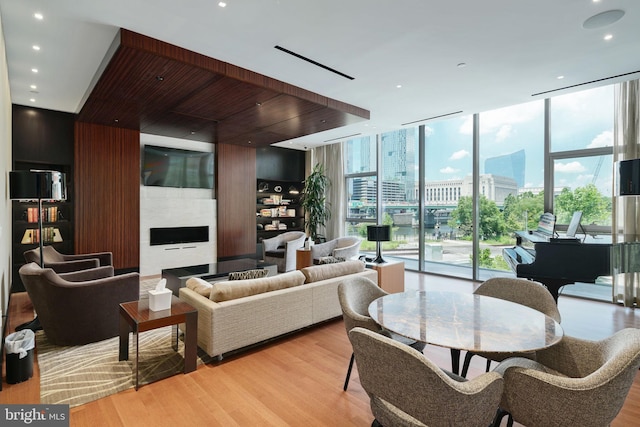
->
[343,353,355,391]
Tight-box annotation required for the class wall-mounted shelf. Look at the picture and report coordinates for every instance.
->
[256,179,304,242]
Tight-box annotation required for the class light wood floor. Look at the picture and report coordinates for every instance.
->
[2,271,640,426]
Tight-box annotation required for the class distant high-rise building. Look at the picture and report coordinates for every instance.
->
[484,149,525,188]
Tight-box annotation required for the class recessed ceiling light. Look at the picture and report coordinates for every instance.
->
[583,10,625,30]
[396,84,402,89]
[31,68,38,73]
[604,34,613,41]
[34,12,43,20]
[218,2,227,7]
[29,98,36,103]
[557,75,565,80]
[30,84,37,89]
[32,45,40,51]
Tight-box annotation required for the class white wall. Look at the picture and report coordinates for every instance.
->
[0,14,13,317]
[139,134,217,276]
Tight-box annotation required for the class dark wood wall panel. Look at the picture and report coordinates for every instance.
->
[217,143,256,258]
[74,123,140,269]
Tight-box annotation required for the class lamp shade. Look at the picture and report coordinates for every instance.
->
[10,170,67,200]
[619,159,640,196]
[367,225,391,242]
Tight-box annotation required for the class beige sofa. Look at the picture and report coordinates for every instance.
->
[178,260,378,359]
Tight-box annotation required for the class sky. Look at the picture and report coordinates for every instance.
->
[423,84,614,196]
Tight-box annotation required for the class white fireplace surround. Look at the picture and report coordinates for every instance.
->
[139,134,216,276]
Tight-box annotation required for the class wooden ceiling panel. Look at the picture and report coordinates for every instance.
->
[77,29,369,147]
[172,77,280,121]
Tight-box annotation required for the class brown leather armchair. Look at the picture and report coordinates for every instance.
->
[24,246,112,273]
[18,262,139,345]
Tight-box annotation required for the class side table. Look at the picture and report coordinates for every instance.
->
[119,296,198,390]
[296,248,313,269]
[367,260,405,293]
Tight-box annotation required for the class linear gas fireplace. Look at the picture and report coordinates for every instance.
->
[150,226,209,246]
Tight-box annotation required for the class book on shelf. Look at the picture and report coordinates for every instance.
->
[21,227,63,244]
[25,206,59,223]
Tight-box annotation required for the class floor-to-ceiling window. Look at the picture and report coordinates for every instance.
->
[477,100,545,279]
[342,83,616,301]
[422,115,473,278]
[548,85,614,299]
[345,136,378,257]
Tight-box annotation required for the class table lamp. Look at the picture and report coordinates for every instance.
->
[367,225,391,264]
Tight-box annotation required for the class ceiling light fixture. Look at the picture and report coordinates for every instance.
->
[557,75,565,80]
[31,68,38,73]
[32,45,40,51]
[29,98,36,102]
[218,2,227,7]
[604,34,613,41]
[30,84,37,89]
[396,84,402,89]
[34,12,43,20]
[583,9,625,30]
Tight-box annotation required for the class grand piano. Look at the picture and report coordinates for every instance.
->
[503,213,612,302]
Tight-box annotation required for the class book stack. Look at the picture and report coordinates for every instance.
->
[21,227,63,244]
[26,206,59,223]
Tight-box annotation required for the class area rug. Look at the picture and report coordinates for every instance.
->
[37,279,211,407]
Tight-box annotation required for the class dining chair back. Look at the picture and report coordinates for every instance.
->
[493,328,640,427]
[350,327,504,427]
[457,277,561,377]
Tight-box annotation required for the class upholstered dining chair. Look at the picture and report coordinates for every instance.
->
[349,327,504,427]
[262,231,306,272]
[19,262,139,345]
[338,276,425,391]
[455,277,561,377]
[24,245,113,273]
[492,328,640,427]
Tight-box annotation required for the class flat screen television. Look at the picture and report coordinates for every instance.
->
[142,145,214,189]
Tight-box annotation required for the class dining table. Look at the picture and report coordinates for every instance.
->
[368,290,564,375]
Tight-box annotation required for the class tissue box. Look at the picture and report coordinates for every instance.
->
[148,288,172,311]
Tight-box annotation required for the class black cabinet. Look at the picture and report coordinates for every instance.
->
[256,179,304,243]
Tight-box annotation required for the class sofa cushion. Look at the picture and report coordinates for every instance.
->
[301,259,365,283]
[210,270,306,302]
[228,269,269,280]
[185,277,214,297]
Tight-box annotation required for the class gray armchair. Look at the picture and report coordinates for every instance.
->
[18,262,139,346]
[493,328,640,427]
[310,236,362,263]
[262,231,306,272]
[24,245,112,273]
[349,327,504,427]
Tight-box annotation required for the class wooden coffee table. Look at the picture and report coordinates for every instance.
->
[119,296,198,390]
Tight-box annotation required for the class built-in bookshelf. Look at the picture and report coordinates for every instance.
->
[256,179,304,243]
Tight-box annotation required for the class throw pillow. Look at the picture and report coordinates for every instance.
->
[228,269,269,280]
[301,259,365,283]
[185,277,214,297]
[315,256,346,265]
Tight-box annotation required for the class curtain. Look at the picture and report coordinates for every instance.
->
[310,143,345,240]
[612,79,640,307]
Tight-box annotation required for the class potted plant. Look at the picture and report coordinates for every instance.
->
[301,163,331,243]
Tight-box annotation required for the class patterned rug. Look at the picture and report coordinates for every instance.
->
[37,279,210,407]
